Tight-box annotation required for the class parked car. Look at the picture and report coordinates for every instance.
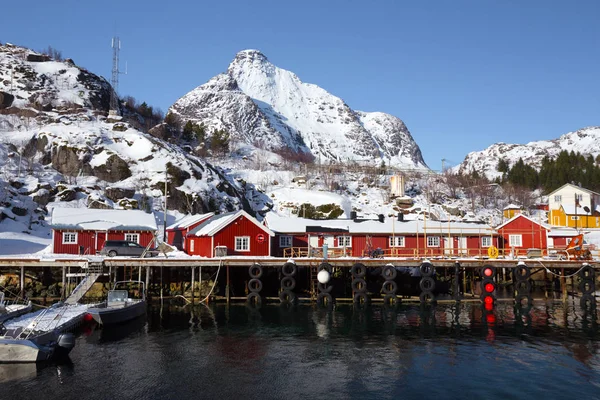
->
[99,240,159,257]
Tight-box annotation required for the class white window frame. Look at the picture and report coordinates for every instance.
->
[571,216,580,221]
[62,232,77,244]
[190,240,194,252]
[576,194,583,202]
[279,235,293,247]
[481,237,492,247]
[427,236,440,247]
[554,195,562,202]
[336,235,352,248]
[509,234,523,247]
[389,236,405,247]
[124,233,140,243]
[235,236,250,252]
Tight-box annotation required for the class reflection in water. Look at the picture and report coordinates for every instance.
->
[0,300,597,400]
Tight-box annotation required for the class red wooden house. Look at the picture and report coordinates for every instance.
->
[166,213,214,251]
[495,213,549,255]
[51,208,158,255]
[265,213,498,258]
[185,210,274,257]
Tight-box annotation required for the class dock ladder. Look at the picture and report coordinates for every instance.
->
[65,263,103,304]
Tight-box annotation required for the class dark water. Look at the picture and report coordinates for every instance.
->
[1,300,599,400]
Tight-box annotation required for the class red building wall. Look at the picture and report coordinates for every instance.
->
[53,229,155,255]
[186,215,271,257]
[498,216,547,251]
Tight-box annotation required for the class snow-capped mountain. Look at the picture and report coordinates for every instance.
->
[454,126,600,179]
[170,49,428,169]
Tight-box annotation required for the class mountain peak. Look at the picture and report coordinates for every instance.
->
[232,49,269,64]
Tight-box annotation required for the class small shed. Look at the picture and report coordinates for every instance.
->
[185,210,274,257]
[495,213,549,255]
[166,213,214,250]
[51,208,158,255]
[503,204,522,220]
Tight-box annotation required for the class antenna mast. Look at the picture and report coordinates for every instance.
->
[109,36,121,115]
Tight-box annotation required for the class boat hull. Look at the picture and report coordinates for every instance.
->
[0,338,54,363]
[88,301,146,325]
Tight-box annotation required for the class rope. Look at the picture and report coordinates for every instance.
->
[198,259,223,303]
[534,260,597,278]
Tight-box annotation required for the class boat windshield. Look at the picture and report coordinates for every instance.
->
[108,290,129,303]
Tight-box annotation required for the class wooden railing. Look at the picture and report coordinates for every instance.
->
[282,246,598,260]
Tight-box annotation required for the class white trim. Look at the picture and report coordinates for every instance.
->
[336,235,351,248]
[427,236,440,247]
[279,235,293,247]
[62,232,78,244]
[124,233,140,243]
[509,234,523,247]
[481,237,492,247]
[389,236,405,247]
[203,210,275,237]
[235,236,250,252]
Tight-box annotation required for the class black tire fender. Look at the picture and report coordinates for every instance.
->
[248,278,263,293]
[249,264,264,279]
[281,262,297,277]
[351,263,366,278]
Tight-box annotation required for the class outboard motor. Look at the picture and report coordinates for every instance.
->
[55,333,76,356]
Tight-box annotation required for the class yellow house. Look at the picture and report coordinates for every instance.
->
[548,183,600,227]
[503,204,522,220]
[550,205,600,229]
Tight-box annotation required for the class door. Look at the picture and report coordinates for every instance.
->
[458,237,467,255]
[443,237,453,256]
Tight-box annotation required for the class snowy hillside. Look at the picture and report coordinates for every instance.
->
[0,43,272,243]
[454,126,600,179]
[170,50,428,169]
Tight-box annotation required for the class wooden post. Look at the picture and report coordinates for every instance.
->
[20,266,24,294]
[226,264,230,304]
[146,267,150,299]
[561,268,567,302]
[61,266,66,300]
[191,266,195,304]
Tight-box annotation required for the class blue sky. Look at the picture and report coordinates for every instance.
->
[2,0,599,171]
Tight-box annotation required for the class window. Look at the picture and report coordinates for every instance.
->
[481,237,492,247]
[190,240,194,252]
[427,236,440,247]
[554,195,562,202]
[389,236,405,247]
[125,233,139,243]
[235,236,250,252]
[337,236,351,247]
[576,194,583,202]
[62,232,77,244]
[279,236,293,247]
[571,216,580,221]
[509,234,522,247]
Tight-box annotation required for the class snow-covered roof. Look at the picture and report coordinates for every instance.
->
[166,213,214,230]
[264,212,495,235]
[548,228,585,237]
[188,210,274,237]
[503,204,521,210]
[495,213,550,231]
[549,183,600,197]
[51,208,158,231]
[560,204,593,216]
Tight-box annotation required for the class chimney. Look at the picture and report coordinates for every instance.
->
[397,213,404,222]
[378,214,384,223]
[350,211,357,220]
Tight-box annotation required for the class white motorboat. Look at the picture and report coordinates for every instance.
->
[0,303,88,363]
[87,281,146,326]
[0,292,32,324]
